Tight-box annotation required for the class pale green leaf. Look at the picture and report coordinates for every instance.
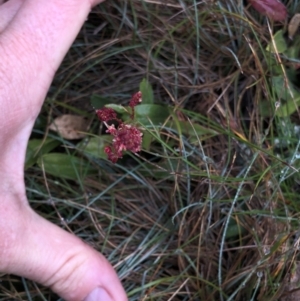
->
[266,30,287,53]
[25,138,60,169]
[139,78,154,104]
[77,136,112,159]
[37,153,95,180]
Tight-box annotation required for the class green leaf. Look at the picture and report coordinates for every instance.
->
[134,104,170,126]
[272,76,300,102]
[139,78,154,104]
[259,100,274,117]
[141,132,152,151]
[271,75,300,117]
[266,30,287,53]
[266,55,282,76]
[37,153,96,180]
[105,104,129,114]
[276,96,300,117]
[226,223,246,239]
[77,136,112,159]
[91,94,112,109]
[25,138,61,169]
[285,42,300,61]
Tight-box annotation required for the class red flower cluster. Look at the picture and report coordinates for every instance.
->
[96,91,143,163]
[96,107,118,122]
[129,91,142,108]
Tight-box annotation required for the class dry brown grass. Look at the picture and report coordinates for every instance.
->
[2,0,300,300]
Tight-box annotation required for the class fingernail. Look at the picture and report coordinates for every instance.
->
[84,287,113,301]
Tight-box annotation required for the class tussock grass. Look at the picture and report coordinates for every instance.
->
[2,0,300,300]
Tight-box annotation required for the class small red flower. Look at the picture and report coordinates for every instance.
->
[96,107,117,122]
[129,91,142,108]
[105,124,117,135]
[112,124,143,154]
[95,91,143,163]
[104,146,120,163]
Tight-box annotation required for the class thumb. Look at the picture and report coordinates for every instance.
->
[3,205,127,301]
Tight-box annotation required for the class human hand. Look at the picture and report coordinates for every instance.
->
[0,1,127,301]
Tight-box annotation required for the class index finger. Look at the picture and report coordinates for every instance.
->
[0,0,102,125]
